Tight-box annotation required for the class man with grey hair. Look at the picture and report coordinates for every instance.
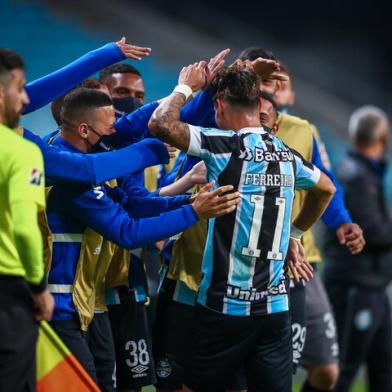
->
[323,105,392,392]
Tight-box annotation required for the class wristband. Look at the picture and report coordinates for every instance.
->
[290,224,304,241]
[173,84,193,100]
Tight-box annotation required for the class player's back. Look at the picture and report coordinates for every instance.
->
[188,125,320,317]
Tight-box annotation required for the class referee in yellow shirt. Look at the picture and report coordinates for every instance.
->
[0,49,54,391]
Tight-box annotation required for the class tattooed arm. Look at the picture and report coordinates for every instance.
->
[149,62,207,152]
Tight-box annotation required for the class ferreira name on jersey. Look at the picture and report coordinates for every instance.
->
[187,125,320,316]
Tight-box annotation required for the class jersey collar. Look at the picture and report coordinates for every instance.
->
[237,126,267,135]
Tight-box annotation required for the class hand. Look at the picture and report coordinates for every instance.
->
[116,37,151,61]
[189,161,207,185]
[165,144,177,160]
[205,49,231,86]
[286,239,313,283]
[251,58,289,82]
[336,222,365,255]
[192,181,240,218]
[178,61,207,92]
[32,288,55,321]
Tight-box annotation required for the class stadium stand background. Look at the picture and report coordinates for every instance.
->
[3,0,392,197]
[1,1,391,390]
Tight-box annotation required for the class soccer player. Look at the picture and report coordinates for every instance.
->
[153,91,278,392]
[44,87,240,381]
[239,47,366,392]
[149,62,336,392]
[99,63,145,106]
[324,106,392,392]
[0,49,54,390]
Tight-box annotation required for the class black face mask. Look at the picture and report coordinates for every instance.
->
[263,125,272,134]
[87,124,117,153]
[112,96,142,118]
[90,134,117,153]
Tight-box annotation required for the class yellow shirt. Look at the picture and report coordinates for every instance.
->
[0,124,45,282]
[276,113,322,263]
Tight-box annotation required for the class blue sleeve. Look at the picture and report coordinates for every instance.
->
[118,173,154,198]
[312,136,352,229]
[107,184,190,217]
[114,101,159,143]
[114,88,216,146]
[24,43,125,114]
[180,88,216,126]
[23,129,169,184]
[70,185,199,249]
[127,195,191,218]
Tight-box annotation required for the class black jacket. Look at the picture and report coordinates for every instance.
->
[323,151,392,289]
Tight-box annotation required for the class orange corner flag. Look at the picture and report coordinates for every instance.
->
[36,321,100,392]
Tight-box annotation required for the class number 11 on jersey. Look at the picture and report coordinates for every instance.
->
[241,195,285,260]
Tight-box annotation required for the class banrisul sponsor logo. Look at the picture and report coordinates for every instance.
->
[254,148,294,162]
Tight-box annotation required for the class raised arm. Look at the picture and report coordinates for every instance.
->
[23,129,168,184]
[24,38,151,114]
[149,62,208,151]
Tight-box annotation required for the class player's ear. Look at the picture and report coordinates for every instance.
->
[78,123,89,139]
[216,98,224,116]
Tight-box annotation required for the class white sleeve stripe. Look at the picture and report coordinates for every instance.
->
[301,163,321,184]
[187,124,202,157]
[311,166,321,184]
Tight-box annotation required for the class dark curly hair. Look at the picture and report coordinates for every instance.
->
[99,63,141,82]
[211,66,261,109]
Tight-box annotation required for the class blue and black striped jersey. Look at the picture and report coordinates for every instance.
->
[188,125,320,316]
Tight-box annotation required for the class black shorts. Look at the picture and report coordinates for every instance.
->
[87,312,116,392]
[289,280,307,372]
[184,305,292,392]
[50,316,98,383]
[0,277,38,392]
[153,284,195,390]
[108,287,156,390]
[154,283,247,391]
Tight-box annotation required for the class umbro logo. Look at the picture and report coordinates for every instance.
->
[238,147,253,161]
[29,168,42,186]
[131,365,148,374]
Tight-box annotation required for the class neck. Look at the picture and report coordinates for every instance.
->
[355,145,382,161]
[227,112,261,132]
[61,129,88,153]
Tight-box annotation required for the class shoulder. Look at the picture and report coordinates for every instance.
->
[191,125,234,137]
[277,113,313,140]
[275,113,314,158]
[277,113,312,129]
[0,126,42,167]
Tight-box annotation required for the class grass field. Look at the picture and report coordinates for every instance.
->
[143,380,366,391]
